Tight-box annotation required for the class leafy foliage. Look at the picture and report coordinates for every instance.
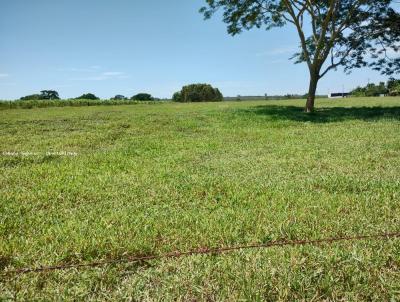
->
[75,93,100,100]
[351,82,388,97]
[20,94,42,101]
[173,84,223,102]
[387,78,400,96]
[111,95,128,100]
[172,91,182,102]
[201,0,400,111]
[350,78,400,96]
[40,90,60,100]
[389,83,400,96]
[131,93,154,101]
[20,90,60,100]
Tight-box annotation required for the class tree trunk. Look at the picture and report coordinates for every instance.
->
[305,74,319,113]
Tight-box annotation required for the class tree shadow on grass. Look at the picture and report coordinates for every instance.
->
[246,105,400,123]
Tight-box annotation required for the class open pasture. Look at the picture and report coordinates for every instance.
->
[1,97,400,301]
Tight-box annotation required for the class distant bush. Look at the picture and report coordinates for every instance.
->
[173,84,223,102]
[20,90,60,100]
[172,92,182,102]
[351,82,388,97]
[20,94,42,101]
[111,95,128,100]
[75,93,100,100]
[389,84,400,96]
[387,78,400,96]
[131,93,154,101]
[40,90,60,100]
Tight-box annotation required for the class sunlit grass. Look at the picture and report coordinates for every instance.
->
[1,97,400,301]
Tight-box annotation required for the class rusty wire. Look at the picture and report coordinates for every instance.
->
[2,231,400,277]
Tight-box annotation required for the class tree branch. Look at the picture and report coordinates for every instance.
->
[282,0,312,70]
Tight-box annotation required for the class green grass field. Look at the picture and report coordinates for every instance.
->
[1,97,400,301]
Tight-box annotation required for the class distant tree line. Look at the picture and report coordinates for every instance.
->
[9,78,399,111]
[351,78,400,97]
[224,94,329,101]
[19,92,157,101]
[19,84,224,103]
[3,91,165,110]
[20,90,60,100]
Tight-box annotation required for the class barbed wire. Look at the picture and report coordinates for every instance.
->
[2,231,399,278]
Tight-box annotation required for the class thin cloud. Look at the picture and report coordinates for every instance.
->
[58,66,102,72]
[59,67,130,81]
[53,84,73,88]
[102,71,124,76]
[70,75,108,81]
[0,73,10,78]
[266,58,289,64]
[70,71,129,81]
[256,46,297,57]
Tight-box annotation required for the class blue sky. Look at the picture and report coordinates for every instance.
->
[0,0,395,99]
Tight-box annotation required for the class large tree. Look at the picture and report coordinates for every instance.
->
[131,93,154,101]
[40,90,60,100]
[201,0,400,112]
[20,90,60,100]
[173,84,223,102]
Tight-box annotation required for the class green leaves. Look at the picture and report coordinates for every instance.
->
[75,93,100,100]
[201,0,399,77]
[20,90,60,101]
[131,93,154,101]
[201,0,399,111]
[173,84,223,102]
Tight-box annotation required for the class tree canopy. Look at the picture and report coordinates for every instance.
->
[173,84,223,102]
[201,0,400,111]
[20,90,60,100]
[387,78,400,96]
[111,95,128,100]
[351,82,388,97]
[75,93,100,100]
[131,93,154,101]
[40,90,60,100]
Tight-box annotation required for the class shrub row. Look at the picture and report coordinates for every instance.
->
[3,84,225,109]
[351,79,400,97]
[0,99,162,110]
